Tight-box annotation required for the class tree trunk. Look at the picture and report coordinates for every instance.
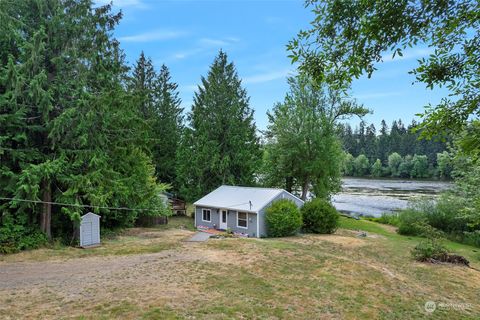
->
[301,179,309,201]
[40,180,52,240]
[285,176,293,193]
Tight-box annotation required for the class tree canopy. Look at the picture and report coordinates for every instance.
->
[288,0,479,140]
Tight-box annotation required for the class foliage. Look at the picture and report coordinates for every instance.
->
[411,155,429,178]
[0,214,47,254]
[263,74,368,199]
[176,51,260,202]
[388,153,403,177]
[265,199,302,237]
[339,119,450,176]
[437,151,453,179]
[411,238,448,262]
[288,0,479,144]
[301,198,339,234]
[353,154,369,176]
[342,153,355,176]
[0,0,169,248]
[130,56,183,186]
[367,214,399,227]
[371,159,383,177]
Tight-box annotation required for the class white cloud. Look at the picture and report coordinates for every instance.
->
[243,68,294,85]
[118,30,187,43]
[167,37,240,61]
[355,91,403,99]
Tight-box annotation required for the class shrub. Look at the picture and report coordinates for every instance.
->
[0,215,47,254]
[411,238,448,262]
[265,199,302,237]
[301,198,339,234]
[369,213,400,226]
[397,208,428,236]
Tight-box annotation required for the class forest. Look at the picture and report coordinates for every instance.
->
[1,0,479,254]
[339,120,452,178]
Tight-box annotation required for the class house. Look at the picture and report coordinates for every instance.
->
[193,185,304,238]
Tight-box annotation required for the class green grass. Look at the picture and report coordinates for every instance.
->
[3,216,480,319]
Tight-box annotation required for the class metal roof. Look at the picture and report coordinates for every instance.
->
[193,185,291,213]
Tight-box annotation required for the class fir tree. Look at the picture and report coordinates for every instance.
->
[177,51,260,201]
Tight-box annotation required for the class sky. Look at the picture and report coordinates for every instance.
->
[98,0,450,131]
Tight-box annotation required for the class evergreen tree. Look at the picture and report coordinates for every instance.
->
[177,51,260,201]
[152,64,183,185]
[0,0,167,246]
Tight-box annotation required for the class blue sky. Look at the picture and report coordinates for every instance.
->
[99,0,449,131]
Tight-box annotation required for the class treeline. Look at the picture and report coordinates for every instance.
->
[0,1,262,252]
[339,120,451,178]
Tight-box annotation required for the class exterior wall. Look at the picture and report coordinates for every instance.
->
[80,213,100,247]
[195,206,258,237]
[258,191,304,237]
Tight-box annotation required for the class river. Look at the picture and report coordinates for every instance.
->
[332,177,452,217]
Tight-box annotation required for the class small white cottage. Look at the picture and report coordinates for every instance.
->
[80,212,101,247]
[193,185,304,238]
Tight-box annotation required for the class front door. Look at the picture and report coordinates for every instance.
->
[219,210,228,230]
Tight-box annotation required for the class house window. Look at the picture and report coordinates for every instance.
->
[202,209,211,222]
[237,212,248,228]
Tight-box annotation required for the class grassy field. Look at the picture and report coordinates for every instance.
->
[1,216,479,319]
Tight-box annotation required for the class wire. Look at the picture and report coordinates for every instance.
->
[0,197,160,212]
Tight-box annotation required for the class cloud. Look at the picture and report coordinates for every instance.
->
[354,91,403,99]
[243,68,294,85]
[382,48,433,63]
[168,37,240,61]
[96,0,147,9]
[118,30,187,43]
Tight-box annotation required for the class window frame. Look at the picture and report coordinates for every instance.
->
[202,209,211,222]
[237,211,248,229]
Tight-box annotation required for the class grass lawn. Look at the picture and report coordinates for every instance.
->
[1,216,479,319]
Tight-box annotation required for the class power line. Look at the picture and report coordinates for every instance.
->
[0,197,161,212]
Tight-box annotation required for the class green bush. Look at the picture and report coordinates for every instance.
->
[0,215,47,254]
[368,213,400,226]
[301,198,339,234]
[411,238,448,262]
[265,199,302,237]
[397,209,428,236]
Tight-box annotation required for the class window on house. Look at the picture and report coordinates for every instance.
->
[237,212,248,228]
[202,209,211,222]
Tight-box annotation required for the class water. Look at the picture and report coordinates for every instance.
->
[332,177,452,217]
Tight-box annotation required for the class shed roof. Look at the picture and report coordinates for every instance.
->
[193,185,299,213]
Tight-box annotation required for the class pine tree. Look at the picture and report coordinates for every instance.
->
[177,51,260,201]
[1,0,167,247]
[152,64,183,185]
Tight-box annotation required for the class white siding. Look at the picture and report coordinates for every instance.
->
[80,212,101,247]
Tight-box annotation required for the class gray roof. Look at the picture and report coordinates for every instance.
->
[193,185,301,213]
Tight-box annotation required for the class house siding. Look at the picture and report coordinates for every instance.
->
[195,206,258,237]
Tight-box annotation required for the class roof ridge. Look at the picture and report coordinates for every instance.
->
[220,185,283,191]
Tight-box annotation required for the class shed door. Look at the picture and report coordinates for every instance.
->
[81,221,93,246]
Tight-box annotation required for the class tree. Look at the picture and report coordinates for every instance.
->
[388,153,403,177]
[288,0,479,143]
[342,153,355,177]
[152,64,183,185]
[399,155,413,178]
[176,51,260,202]
[371,159,383,177]
[265,74,368,199]
[411,154,429,178]
[437,151,453,179]
[0,0,167,245]
[354,155,370,176]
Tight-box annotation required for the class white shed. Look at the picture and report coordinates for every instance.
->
[80,212,101,247]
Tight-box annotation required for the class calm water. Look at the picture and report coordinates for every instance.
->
[332,177,452,217]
